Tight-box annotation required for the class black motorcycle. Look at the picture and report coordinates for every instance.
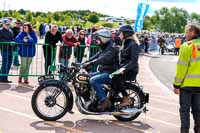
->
[31,63,149,121]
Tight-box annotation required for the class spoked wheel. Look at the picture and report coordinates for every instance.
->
[113,84,144,121]
[31,85,70,121]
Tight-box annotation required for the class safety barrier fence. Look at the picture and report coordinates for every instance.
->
[0,42,99,77]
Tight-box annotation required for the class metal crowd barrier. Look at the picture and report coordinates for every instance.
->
[0,42,99,77]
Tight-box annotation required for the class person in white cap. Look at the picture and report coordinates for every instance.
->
[0,18,14,83]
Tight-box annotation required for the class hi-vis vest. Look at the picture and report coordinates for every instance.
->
[174,38,200,88]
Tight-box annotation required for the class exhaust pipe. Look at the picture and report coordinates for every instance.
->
[112,106,145,116]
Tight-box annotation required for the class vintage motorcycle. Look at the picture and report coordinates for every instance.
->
[31,63,149,121]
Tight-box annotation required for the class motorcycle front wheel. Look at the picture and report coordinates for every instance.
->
[31,84,72,121]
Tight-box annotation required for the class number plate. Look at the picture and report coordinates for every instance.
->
[145,93,149,103]
[38,75,54,83]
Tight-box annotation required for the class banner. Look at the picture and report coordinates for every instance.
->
[134,2,150,32]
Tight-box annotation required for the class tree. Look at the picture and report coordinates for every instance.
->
[25,11,33,22]
[143,15,155,31]
[189,12,200,23]
[144,7,189,33]
[88,14,99,24]
[19,9,26,15]
[102,22,113,28]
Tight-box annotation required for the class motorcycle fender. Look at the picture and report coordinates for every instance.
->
[128,83,148,104]
[39,80,74,111]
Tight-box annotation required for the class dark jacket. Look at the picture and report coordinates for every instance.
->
[12,27,21,38]
[0,28,14,51]
[120,38,140,80]
[89,40,119,74]
[44,31,62,48]
[15,31,38,57]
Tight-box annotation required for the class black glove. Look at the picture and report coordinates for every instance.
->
[82,62,91,68]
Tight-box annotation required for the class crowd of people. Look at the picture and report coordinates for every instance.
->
[0,17,188,84]
[0,17,125,84]
[0,18,38,84]
[1,16,200,133]
[136,31,185,54]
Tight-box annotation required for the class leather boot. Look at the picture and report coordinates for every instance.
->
[97,98,111,112]
[181,128,189,133]
[24,79,29,84]
[18,77,22,83]
[120,96,131,107]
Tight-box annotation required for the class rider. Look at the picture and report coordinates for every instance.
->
[83,28,119,111]
[114,25,140,107]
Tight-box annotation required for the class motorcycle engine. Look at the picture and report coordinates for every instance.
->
[74,72,91,102]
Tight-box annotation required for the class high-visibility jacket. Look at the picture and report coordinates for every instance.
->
[173,38,200,88]
[175,38,181,48]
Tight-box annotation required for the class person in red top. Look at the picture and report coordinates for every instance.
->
[59,29,80,67]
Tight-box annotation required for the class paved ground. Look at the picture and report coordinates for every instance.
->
[149,52,178,90]
[0,52,195,133]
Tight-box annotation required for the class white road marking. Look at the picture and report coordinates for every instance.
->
[0,106,39,120]
[150,97,179,106]
[150,94,178,101]
[148,106,179,116]
[1,92,30,101]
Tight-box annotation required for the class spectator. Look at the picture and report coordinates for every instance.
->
[158,36,165,54]
[173,23,200,133]
[111,30,122,46]
[59,29,80,67]
[15,22,37,84]
[43,24,62,75]
[175,36,182,55]
[12,20,22,66]
[0,18,14,83]
[39,23,45,39]
[75,30,87,63]
[144,35,150,53]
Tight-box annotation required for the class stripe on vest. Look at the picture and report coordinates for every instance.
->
[174,77,183,83]
[177,60,188,66]
[186,74,200,78]
[190,57,200,62]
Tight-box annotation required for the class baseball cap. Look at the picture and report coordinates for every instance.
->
[2,18,11,25]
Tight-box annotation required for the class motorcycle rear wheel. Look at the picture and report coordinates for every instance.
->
[113,84,144,121]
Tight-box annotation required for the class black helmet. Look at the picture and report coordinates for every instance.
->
[93,29,112,44]
[119,25,134,33]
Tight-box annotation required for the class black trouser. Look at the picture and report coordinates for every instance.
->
[0,49,13,81]
[43,46,56,75]
[144,43,149,53]
[180,88,200,133]
[112,75,128,96]
[175,48,180,55]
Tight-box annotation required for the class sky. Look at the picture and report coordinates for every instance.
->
[0,0,200,19]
